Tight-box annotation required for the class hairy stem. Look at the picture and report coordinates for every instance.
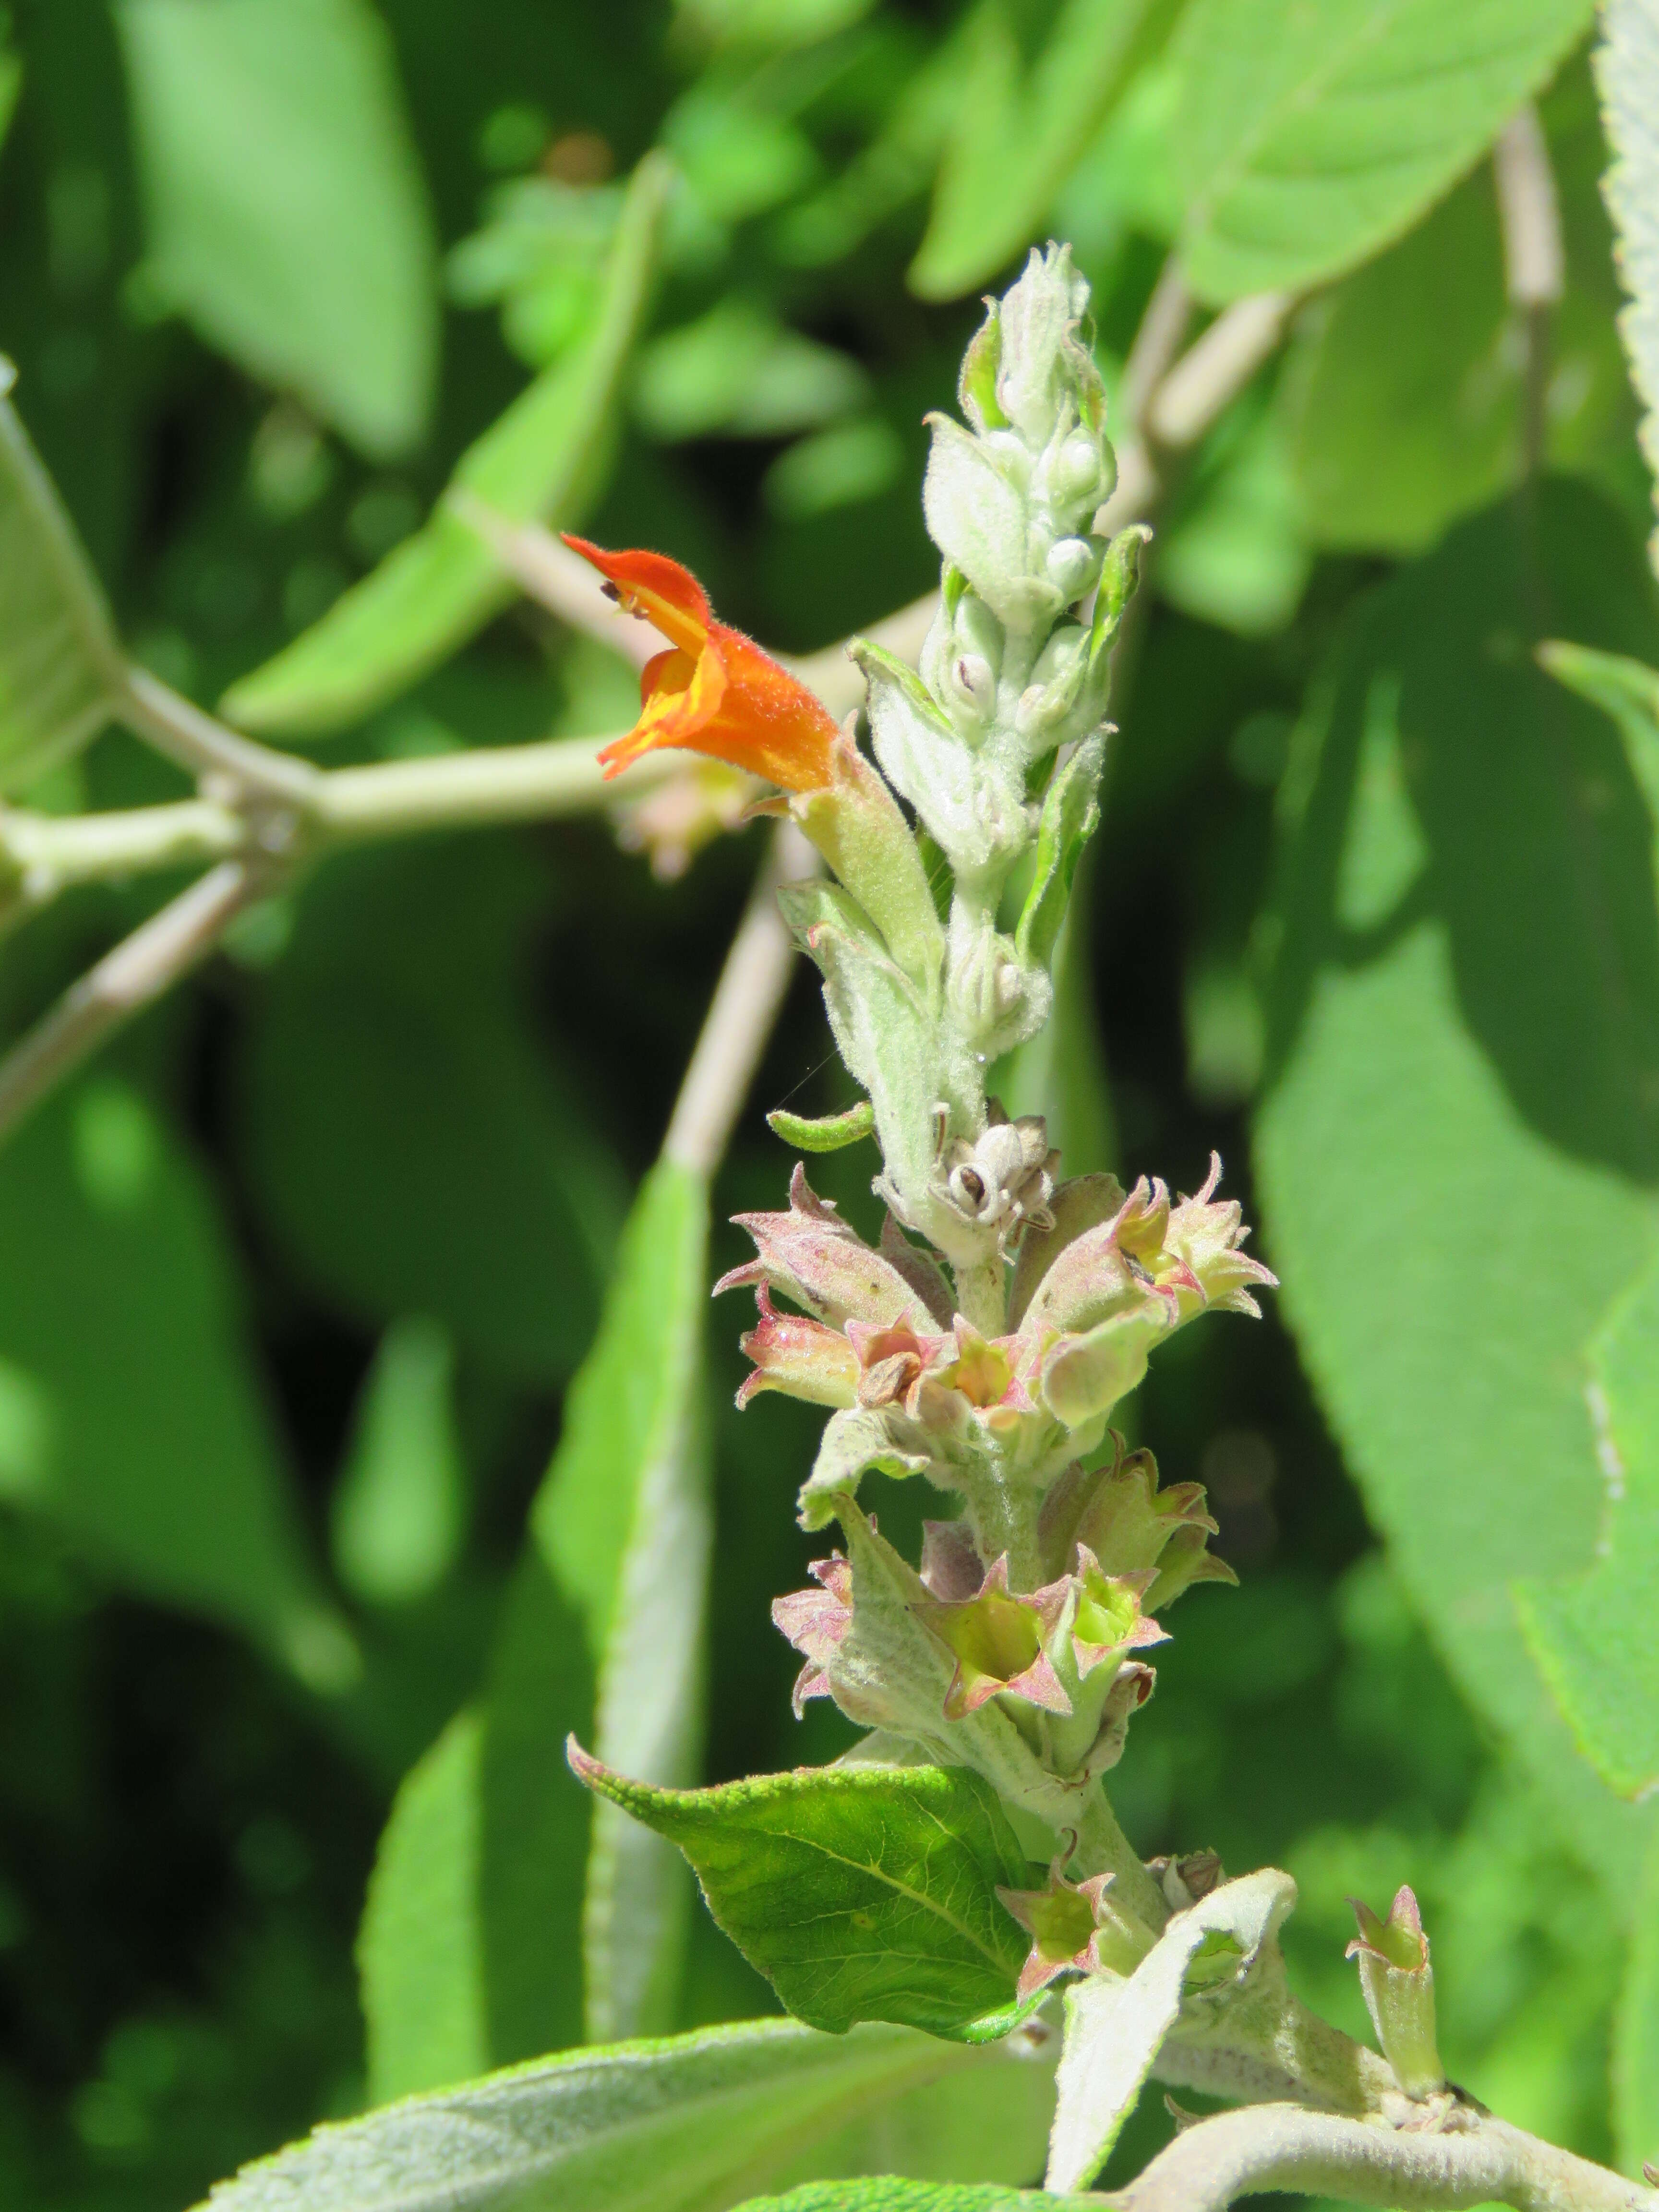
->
[0,861,268,1143]
[120,666,321,807]
[1099,2102,1656,2212]
[314,731,679,840]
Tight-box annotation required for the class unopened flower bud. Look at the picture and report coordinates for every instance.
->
[1346,1886,1444,2100]
[1046,535,1101,602]
[943,650,996,726]
[1046,428,1111,513]
[982,429,1033,491]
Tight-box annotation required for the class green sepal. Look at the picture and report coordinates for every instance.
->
[789,736,946,1002]
[1088,525,1152,672]
[567,1747,1038,2044]
[1014,731,1104,972]
[959,304,1008,434]
[767,1099,877,1154]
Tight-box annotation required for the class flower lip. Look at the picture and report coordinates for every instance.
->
[564,535,842,793]
[562,534,711,657]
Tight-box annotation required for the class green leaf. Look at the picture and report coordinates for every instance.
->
[1170,0,1596,305]
[679,0,880,48]
[568,1756,1034,2043]
[0,1077,350,1686]
[1286,170,1517,554]
[909,0,1168,302]
[195,2017,1054,2212]
[358,1711,490,2105]
[330,1315,466,1607]
[1046,1868,1297,2191]
[1516,1250,1659,1798]
[356,1158,710,2082]
[733,2189,1077,2212]
[1616,1832,1659,2179]
[1597,0,1659,560]
[750,2058,1058,2198]
[1539,640,1659,824]
[547,1159,713,2043]
[0,373,123,793]
[241,842,625,1388]
[1252,479,1659,1879]
[1287,108,1639,556]
[767,1100,877,1154]
[634,298,868,442]
[116,0,438,459]
[221,151,669,737]
[1015,734,1103,973]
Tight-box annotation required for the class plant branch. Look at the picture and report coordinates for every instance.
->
[1096,282,1292,540]
[1098,2101,1656,2212]
[120,665,322,807]
[662,820,819,1178]
[0,796,244,902]
[314,730,680,841]
[0,860,269,1146]
[1494,105,1563,478]
[1145,291,1295,453]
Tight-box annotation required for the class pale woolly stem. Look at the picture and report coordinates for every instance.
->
[0,861,268,1144]
[1144,292,1295,453]
[1097,2101,1656,2212]
[120,666,321,806]
[1494,105,1564,477]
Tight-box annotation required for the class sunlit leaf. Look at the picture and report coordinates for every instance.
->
[570,1755,1034,2043]
[195,2017,1052,2212]
[1170,0,1596,303]
[1617,1835,1659,2181]
[1286,171,1519,554]
[546,1159,713,2043]
[1287,99,1641,556]
[330,1316,466,1608]
[732,2189,1073,2212]
[1253,479,1659,1877]
[116,0,438,459]
[0,373,123,793]
[358,1711,489,2105]
[677,0,880,47]
[909,0,1167,302]
[357,1158,710,2080]
[1517,1249,1659,1798]
[635,299,867,442]
[221,151,669,736]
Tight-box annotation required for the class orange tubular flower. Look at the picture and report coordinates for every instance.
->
[566,536,841,793]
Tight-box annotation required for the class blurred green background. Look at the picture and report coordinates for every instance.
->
[0,0,1655,2205]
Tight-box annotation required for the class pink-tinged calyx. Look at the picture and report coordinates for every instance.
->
[772,1553,853,1716]
[718,1162,924,1329]
[1070,1548,1169,1677]
[996,1857,1135,2000]
[913,1553,1072,1719]
[736,1285,859,1408]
